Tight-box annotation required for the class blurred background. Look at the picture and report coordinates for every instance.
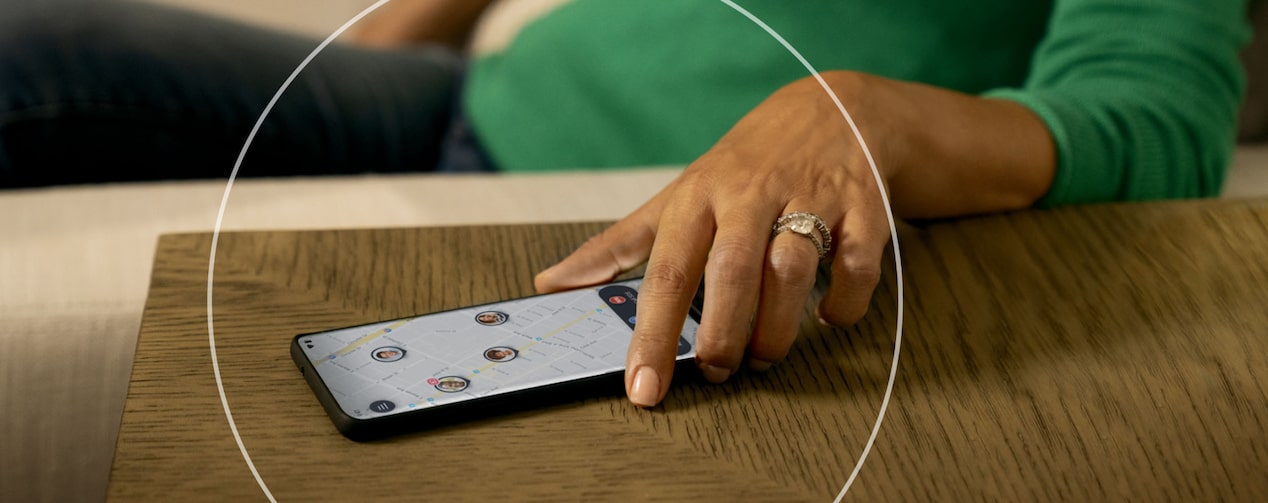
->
[150,0,371,38]
[1,1,1265,502]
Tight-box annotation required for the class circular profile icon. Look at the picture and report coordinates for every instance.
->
[483,346,519,363]
[371,346,405,362]
[369,400,395,413]
[608,295,627,305]
[435,376,470,393]
[475,311,509,326]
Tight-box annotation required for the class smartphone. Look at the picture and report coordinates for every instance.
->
[292,277,703,441]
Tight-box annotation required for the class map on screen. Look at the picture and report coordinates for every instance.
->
[297,279,698,419]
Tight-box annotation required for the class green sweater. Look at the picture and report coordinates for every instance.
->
[464,0,1249,205]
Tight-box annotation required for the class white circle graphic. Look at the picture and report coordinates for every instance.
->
[206,1,905,501]
[206,2,394,501]
[714,3,906,500]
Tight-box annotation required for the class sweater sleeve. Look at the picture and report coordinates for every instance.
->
[983,0,1251,206]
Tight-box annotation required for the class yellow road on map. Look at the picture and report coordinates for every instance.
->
[311,319,413,366]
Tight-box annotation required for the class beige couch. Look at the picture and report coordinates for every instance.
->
[3,2,1266,501]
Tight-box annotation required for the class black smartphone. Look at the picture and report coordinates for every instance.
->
[291,277,703,441]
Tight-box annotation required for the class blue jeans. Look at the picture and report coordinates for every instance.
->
[0,1,491,188]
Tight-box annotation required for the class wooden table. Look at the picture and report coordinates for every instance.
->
[108,199,1268,501]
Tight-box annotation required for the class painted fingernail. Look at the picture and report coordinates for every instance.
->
[701,364,730,384]
[749,359,773,372]
[629,366,661,407]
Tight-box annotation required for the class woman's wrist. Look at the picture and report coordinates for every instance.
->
[352,0,494,49]
[810,70,1055,219]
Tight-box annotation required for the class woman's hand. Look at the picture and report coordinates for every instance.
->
[535,71,1056,407]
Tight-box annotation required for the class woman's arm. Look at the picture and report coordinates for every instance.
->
[987,0,1250,204]
[351,0,495,49]
[536,0,1249,407]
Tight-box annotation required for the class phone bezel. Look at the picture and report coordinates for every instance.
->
[291,277,704,441]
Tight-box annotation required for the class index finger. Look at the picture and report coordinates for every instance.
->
[534,189,670,293]
[626,194,713,407]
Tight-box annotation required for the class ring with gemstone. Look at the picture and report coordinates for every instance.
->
[771,211,832,260]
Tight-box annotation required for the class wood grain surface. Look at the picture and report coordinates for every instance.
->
[108,200,1268,501]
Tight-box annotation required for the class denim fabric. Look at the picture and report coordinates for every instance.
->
[0,1,490,188]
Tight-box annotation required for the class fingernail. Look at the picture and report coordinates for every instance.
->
[700,364,730,384]
[817,316,833,327]
[749,359,773,372]
[629,366,661,407]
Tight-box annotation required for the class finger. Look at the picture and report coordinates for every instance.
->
[747,204,836,370]
[817,198,889,327]
[694,203,777,383]
[534,191,668,293]
[626,192,714,407]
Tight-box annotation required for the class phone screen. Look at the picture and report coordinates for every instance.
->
[296,278,699,421]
